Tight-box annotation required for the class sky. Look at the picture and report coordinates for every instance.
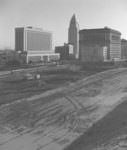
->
[0,0,127,49]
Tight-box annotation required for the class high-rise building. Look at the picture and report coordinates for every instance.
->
[15,27,59,63]
[79,27,121,62]
[68,14,79,59]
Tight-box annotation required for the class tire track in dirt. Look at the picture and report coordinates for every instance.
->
[1,68,127,150]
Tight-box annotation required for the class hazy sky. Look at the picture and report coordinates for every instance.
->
[0,0,127,49]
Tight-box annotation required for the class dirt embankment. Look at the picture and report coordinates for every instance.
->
[65,97,127,150]
[1,68,127,150]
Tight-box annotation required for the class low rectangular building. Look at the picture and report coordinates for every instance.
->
[55,44,74,60]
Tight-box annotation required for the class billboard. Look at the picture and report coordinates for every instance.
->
[27,30,52,51]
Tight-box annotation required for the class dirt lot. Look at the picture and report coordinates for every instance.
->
[65,96,127,150]
[1,67,127,150]
[0,65,94,105]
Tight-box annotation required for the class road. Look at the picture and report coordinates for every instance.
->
[0,68,127,150]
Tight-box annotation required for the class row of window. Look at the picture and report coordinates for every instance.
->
[80,34,109,42]
[80,34,120,42]
[111,35,120,41]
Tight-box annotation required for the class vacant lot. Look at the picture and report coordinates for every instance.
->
[1,68,127,150]
[0,66,95,105]
[65,97,127,150]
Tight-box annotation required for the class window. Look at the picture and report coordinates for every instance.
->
[111,35,120,41]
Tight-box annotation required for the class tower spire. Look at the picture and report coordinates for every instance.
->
[70,14,76,25]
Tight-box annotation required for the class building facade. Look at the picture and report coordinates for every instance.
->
[121,39,127,59]
[79,27,121,62]
[15,27,59,63]
[80,46,108,62]
[68,14,79,59]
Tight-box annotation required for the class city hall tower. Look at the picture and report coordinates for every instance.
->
[68,14,79,59]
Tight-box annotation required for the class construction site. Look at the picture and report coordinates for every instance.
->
[1,64,127,150]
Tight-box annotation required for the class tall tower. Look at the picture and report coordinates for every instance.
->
[68,14,79,59]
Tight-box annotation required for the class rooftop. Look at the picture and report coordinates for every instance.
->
[80,27,121,35]
[26,26,43,30]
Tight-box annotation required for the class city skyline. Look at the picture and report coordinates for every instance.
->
[0,0,127,49]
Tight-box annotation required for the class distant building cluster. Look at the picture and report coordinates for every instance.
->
[55,14,126,62]
[4,14,127,64]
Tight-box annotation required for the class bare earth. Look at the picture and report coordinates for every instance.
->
[0,68,127,150]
